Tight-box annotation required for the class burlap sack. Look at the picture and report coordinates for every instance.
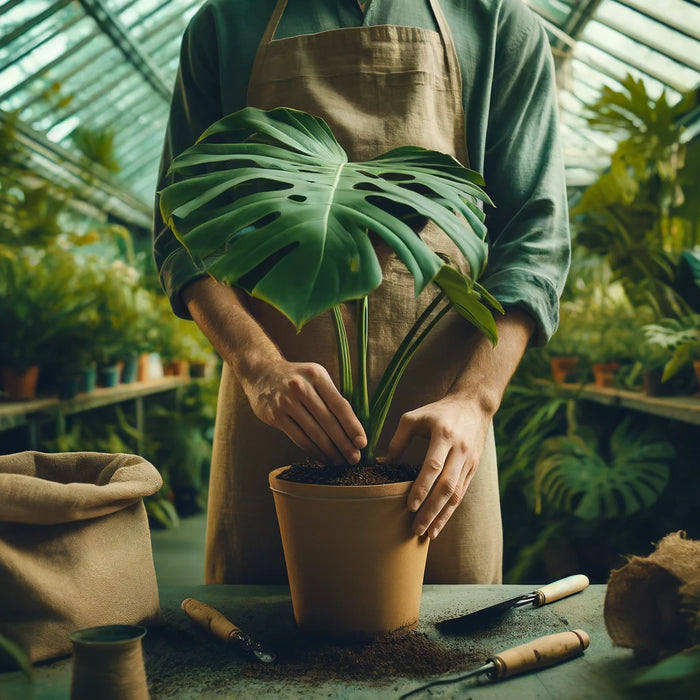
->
[604,531,700,660]
[0,451,163,667]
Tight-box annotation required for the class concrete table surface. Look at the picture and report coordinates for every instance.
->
[0,584,639,699]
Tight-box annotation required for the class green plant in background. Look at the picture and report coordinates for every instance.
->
[534,416,673,520]
[570,75,698,318]
[0,632,32,678]
[643,314,700,381]
[630,646,700,698]
[86,258,158,367]
[0,247,96,373]
[160,106,502,462]
[71,126,120,173]
[0,111,71,249]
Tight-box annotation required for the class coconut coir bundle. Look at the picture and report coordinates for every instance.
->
[604,531,700,661]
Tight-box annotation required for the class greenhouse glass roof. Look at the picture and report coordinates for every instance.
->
[1,0,699,229]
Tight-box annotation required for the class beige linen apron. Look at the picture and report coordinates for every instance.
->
[205,0,502,585]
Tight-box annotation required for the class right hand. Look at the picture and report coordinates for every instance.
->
[242,360,367,466]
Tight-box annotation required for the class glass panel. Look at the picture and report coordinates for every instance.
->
[0,0,54,27]
[620,0,700,35]
[525,0,575,25]
[575,41,683,101]
[597,1,700,71]
[581,20,699,92]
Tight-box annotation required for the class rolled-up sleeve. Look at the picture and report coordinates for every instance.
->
[153,7,224,319]
[478,3,571,345]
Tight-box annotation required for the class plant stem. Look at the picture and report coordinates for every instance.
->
[356,297,370,451]
[331,305,353,401]
[366,291,450,460]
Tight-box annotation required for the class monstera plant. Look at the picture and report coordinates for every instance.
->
[160,106,502,462]
[534,417,674,520]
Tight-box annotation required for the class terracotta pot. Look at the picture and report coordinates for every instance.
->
[164,359,189,377]
[269,466,430,640]
[137,354,151,382]
[694,361,700,391]
[592,362,620,388]
[550,356,579,383]
[1,366,40,401]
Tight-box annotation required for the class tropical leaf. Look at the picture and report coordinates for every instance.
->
[631,647,700,687]
[534,417,674,519]
[0,633,32,679]
[160,106,492,330]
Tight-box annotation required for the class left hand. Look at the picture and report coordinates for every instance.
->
[384,395,491,540]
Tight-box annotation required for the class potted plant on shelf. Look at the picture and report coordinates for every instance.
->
[0,247,96,401]
[547,301,584,383]
[643,314,700,390]
[159,107,501,639]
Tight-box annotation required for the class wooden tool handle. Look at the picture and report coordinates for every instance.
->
[491,629,590,679]
[181,598,242,643]
[534,574,590,606]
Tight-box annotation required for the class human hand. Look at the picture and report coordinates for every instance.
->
[385,396,491,539]
[242,360,367,466]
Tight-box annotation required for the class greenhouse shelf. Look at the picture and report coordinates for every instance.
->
[0,376,198,452]
[549,382,700,426]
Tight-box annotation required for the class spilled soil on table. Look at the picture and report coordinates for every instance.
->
[241,627,477,683]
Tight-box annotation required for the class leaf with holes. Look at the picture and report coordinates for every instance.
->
[159,106,494,331]
[534,417,673,520]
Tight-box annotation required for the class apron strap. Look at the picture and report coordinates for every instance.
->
[247,0,288,97]
[428,0,469,167]
[261,0,288,45]
[428,0,461,94]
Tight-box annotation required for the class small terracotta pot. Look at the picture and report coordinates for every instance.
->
[592,362,620,388]
[269,466,429,640]
[69,625,148,700]
[164,360,189,377]
[137,354,151,382]
[550,356,579,383]
[1,366,40,401]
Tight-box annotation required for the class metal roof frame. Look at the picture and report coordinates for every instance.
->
[0,0,698,227]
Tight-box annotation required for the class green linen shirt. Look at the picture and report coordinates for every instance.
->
[153,0,571,344]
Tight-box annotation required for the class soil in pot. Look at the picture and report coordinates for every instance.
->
[278,461,420,486]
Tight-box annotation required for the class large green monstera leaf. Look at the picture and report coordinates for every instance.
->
[534,418,674,520]
[160,107,498,332]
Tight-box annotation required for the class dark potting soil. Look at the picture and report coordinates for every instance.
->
[241,628,474,683]
[278,461,420,486]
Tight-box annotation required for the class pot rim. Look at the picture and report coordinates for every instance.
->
[268,465,414,500]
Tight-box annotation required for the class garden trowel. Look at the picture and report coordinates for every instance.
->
[436,574,590,633]
[400,628,590,698]
[181,597,277,663]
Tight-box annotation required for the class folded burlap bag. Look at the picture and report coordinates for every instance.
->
[0,451,163,667]
[604,531,700,661]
